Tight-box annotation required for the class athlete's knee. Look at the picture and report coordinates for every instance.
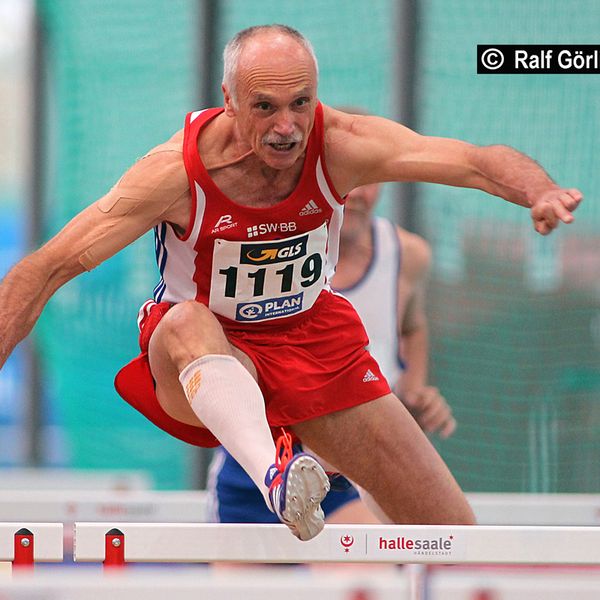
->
[152,301,232,365]
[162,300,216,328]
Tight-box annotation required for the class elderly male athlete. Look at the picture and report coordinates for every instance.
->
[0,24,582,541]
[208,178,455,525]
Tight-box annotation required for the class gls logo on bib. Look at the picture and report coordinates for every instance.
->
[239,236,308,265]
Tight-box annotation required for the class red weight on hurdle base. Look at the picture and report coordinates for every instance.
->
[104,528,125,569]
[348,590,372,600]
[13,528,34,570]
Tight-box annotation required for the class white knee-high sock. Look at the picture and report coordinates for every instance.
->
[179,354,276,508]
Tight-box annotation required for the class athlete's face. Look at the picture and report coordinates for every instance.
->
[223,33,318,170]
[342,183,381,242]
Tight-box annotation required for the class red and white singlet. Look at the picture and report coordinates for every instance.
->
[150,102,344,328]
[117,103,391,448]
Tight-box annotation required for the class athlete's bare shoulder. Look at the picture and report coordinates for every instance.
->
[105,129,190,220]
[322,105,405,195]
[321,105,365,157]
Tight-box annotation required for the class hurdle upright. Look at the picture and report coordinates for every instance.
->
[0,523,63,570]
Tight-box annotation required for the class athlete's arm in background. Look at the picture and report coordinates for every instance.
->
[323,106,582,235]
[0,137,190,369]
[393,229,456,439]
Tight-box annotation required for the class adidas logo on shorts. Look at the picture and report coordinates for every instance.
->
[299,199,322,216]
[362,369,380,383]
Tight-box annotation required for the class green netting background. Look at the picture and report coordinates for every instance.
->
[418,1,600,491]
[34,0,600,492]
[34,0,396,487]
[36,0,200,487]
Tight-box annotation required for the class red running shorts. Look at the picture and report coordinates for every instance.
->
[115,291,390,447]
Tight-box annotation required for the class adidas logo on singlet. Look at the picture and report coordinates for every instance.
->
[299,199,322,216]
[362,369,380,383]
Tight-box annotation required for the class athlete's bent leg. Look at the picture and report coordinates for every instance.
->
[148,300,277,493]
[292,393,475,525]
[148,300,256,424]
[148,300,329,540]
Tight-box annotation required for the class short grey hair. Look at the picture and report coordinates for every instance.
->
[222,24,319,106]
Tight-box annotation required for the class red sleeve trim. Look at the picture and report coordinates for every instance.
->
[179,111,200,241]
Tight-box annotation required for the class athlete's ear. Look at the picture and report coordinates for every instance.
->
[222,84,236,117]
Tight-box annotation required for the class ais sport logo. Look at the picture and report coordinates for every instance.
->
[240,235,308,265]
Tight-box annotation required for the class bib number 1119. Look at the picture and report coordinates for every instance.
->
[219,253,322,298]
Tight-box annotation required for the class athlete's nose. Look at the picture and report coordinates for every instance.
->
[272,110,295,137]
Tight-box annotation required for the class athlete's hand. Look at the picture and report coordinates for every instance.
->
[530,188,582,235]
[402,386,456,439]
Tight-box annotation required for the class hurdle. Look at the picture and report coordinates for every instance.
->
[73,523,600,566]
[1,490,599,527]
[0,569,413,599]
[467,492,600,525]
[0,523,63,570]
[0,469,152,491]
[1,568,600,600]
[0,490,207,523]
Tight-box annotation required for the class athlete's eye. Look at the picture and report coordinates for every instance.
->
[255,102,271,111]
[294,97,310,107]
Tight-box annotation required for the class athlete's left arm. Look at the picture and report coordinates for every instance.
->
[324,108,582,235]
[393,230,456,439]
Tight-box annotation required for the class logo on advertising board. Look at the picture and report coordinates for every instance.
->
[239,235,308,265]
[375,534,456,558]
[236,293,304,321]
[340,535,355,554]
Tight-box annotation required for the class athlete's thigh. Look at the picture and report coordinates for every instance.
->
[147,312,257,426]
[292,394,475,525]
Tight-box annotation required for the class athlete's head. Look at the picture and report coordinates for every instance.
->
[222,25,319,170]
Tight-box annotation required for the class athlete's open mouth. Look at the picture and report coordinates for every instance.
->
[268,142,297,152]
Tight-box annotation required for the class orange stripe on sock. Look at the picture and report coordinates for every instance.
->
[184,371,202,400]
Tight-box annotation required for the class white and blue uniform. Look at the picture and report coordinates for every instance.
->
[206,217,404,522]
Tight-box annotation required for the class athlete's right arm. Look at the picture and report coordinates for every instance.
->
[0,139,190,369]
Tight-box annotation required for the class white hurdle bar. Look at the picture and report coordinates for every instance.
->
[0,469,152,491]
[0,491,598,527]
[73,523,600,566]
[468,493,600,525]
[0,570,413,600]
[0,523,63,566]
[0,490,207,523]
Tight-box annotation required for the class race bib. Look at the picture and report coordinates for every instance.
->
[209,223,328,322]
